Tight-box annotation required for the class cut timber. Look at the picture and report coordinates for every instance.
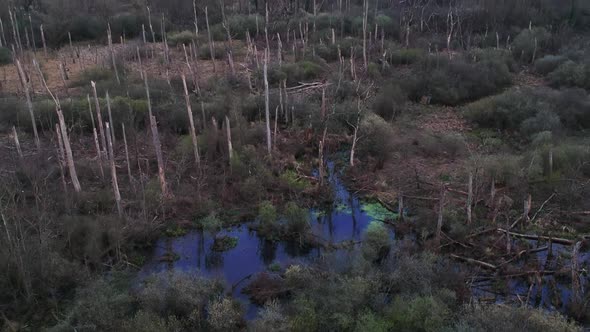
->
[496,229,575,245]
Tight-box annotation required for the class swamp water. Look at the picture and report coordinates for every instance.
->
[138,162,589,319]
[139,162,398,318]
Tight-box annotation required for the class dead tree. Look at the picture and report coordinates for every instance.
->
[106,91,116,146]
[466,171,473,224]
[348,97,364,167]
[225,115,233,163]
[39,24,47,57]
[143,72,169,198]
[0,18,5,47]
[15,59,40,150]
[362,0,369,69]
[571,241,582,306]
[11,126,23,159]
[91,81,108,156]
[121,123,132,181]
[87,94,105,180]
[55,124,68,193]
[264,49,272,155]
[106,122,122,217]
[435,185,446,247]
[34,60,81,192]
[181,74,201,167]
[107,24,121,85]
[205,7,217,73]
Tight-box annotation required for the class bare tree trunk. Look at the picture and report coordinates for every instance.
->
[55,124,68,194]
[313,0,317,33]
[320,87,326,120]
[15,59,40,150]
[349,99,361,167]
[548,148,553,177]
[273,106,279,149]
[571,241,582,306]
[121,123,132,181]
[11,126,23,159]
[106,91,116,146]
[205,7,217,73]
[106,122,123,217]
[91,81,108,156]
[225,115,233,163]
[466,171,473,224]
[193,0,199,37]
[398,192,404,221]
[107,24,121,84]
[181,74,201,167]
[523,194,532,224]
[265,3,270,50]
[143,72,169,198]
[0,18,6,47]
[277,33,283,66]
[28,14,36,53]
[362,0,368,69]
[264,49,272,155]
[87,94,104,180]
[490,176,496,206]
[435,185,446,247]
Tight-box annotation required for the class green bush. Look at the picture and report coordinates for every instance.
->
[372,83,407,121]
[512,27,554,63]
[283,202,310,235]
[357,113,396,167]
[167,30,196,46]
[206,297,244,331]
[455,305,581,331]
[389,48,425,65]
[258,201,278,230]
[0,47,12,65]
[198,44,227,60]
[404,56,511,105]
[138,271,223,319]
[548,61,590,90]
[534,55,568,75]
[386,295,451,332]
[361,221,391,262]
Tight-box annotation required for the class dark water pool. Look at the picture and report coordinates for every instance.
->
[138,161,397,318]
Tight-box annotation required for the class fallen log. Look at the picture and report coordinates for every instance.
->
[450,254,497,270]
[496,228,575,245]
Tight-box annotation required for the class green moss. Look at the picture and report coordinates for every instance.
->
[212,236,238,252]
[165,225,188,238]
[361,202,398,221]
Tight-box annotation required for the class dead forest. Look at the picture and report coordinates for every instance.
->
[0,0,590,331]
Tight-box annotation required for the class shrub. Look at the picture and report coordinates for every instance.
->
[534,55,568,75]
[199,213,223,235]
[548,61,590,90]
[251,300,289,332]
[455,305,580,331]
[198,44,226,60]
[357,113,396,167]
[122,311,182,332]
[283,202,310,235]
[70,67,116,88]
[0,47,12,65]
[361,221,391,262]
[405,56,511,105]
[206,297,244,331]
[512,27,554,62]
[138,271,223,319]
[386,295,451,332]
[258,201,278,230]
[389,48,425,65]
[167,30,196,46]
[520,109,562,136]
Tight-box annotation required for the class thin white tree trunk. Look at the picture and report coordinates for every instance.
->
[225,115,233,162]
[181,74,201,167]
[205,7,216,73]
[106,91,116,146]
[15,59,40,150]
[435,186,446,247]
[87,94,104,180]
[263,49,272,154]
[34,60,80,195]
[106,122,122,217]
[467,171,473,224]
[11,126,23,158]
[55,124,68,193]
[122,123,132,181]
[91,81,108,156]
[362,0,368,69]
[143,72,169,198]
